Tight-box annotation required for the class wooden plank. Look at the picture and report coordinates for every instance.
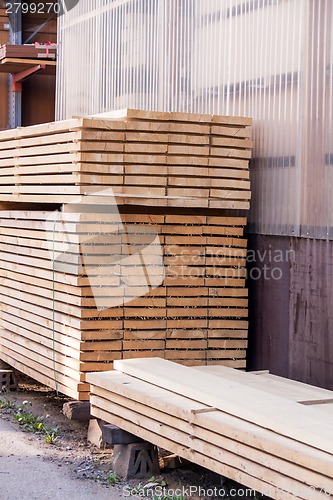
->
[193,366,333,404]
[209,200,250,210]
[0,119,84,142]
[0,57,56,76]
[208,157,249,169]
[211,136,253,149]
[168,177,250,191]
[211,125,252,138]
[211,114,252,127]
[207,330,248,340]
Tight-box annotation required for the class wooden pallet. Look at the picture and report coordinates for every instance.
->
[87,359,333,500]
[0,209,249,399]
[0,110,251,208]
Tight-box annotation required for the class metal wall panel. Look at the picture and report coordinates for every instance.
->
[247,234,333,389]
[56,0,333,239]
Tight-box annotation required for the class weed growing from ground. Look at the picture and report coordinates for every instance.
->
[107,472,120,486]
[0,399,59,444]
[0,397,17,410]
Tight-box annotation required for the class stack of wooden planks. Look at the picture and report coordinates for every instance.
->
[87,358,333,500]
[0,3,9,32]
[0,43,57,60]
[0,209,248,400]
[0,109,251,208]
[0,109,252,400]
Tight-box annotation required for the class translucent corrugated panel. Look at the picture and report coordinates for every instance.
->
[56,0,333,239]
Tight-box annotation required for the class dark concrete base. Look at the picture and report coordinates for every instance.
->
[112,442,160,479]
[102,424,144,445]
[0,370,17,391]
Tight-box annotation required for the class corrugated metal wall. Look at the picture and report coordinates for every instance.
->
[56,0,333,239]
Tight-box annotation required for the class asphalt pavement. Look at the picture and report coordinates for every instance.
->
[0,417,123,500]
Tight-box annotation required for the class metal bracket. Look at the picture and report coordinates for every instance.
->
[12,64,46,92]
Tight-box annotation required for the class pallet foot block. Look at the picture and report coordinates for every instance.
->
[112,442,160,479]
[0,369,17,391]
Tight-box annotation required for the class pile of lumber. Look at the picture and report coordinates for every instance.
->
[0,109,252,400]
[87,358,333,500]
[0,209,248,400]
[0,3,9,32]
[0,109,251,208]
[0,43,57,60]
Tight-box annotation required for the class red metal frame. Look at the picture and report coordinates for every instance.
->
[12,64,46,92]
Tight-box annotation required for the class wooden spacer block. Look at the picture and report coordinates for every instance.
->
[161,453,190,469]
[87,418,111,449]
[63,401,91,421]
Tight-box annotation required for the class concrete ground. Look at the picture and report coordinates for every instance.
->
[0,417,123,500]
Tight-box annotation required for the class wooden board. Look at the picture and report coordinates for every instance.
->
[194,366,333,403]
[0,57,56,75]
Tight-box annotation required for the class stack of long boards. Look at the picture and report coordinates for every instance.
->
[87,358,333,500]
[0,210,248,400]
[0,108,252,400]
[0,109,251,209]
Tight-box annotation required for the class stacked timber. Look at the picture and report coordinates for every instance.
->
[0,2,9,32]
[0,109,252,400]
[0,210,248,399]
[0,43,57,60]
[0,109,251,208]
[87,358,333,500]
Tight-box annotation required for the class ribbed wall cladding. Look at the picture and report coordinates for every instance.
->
[56,0,333,239]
